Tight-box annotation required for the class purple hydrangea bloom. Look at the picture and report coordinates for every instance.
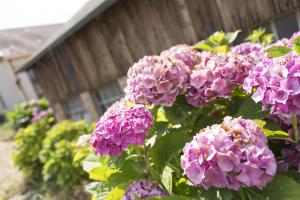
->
[180,116,276,190]
[90,100,153,157]
[243,52,300,116]
[122,180,167,200]
[186,52,253,107]
[231,42,263,57]
[125,55,189,106]
[277,143,300,172]
[160,44,201,68]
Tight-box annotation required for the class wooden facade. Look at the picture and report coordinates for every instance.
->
[26,0,300,120]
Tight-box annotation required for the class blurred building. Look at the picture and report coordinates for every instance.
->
[0,24,61,117]
[17,0,300,121]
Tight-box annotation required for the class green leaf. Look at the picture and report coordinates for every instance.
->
[293,36,300,54]
[106,159,142,187]
[263,129,289,140]
[248,175,300,199]
[224,30,240,44]
[104,187,125,200]
[246,28,265,43]
[208,31,226,45]
[261,33,273,46]
[73,147,90,163]
[89,166,118,181]
[82,154,104,173]
[161,166,173,193]
[146,196,190,200]
[194,40,215,52]
[253,119,289,140]
[85,182,112,200]
[214,45,230,53]
[150,127,191,173]
[164,96,193,125]
[266,46,292,58]
[233,96,269,119]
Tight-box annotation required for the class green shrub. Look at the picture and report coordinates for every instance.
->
[5,97,53,130]
[39,120,92,190]
[13,116,54,182]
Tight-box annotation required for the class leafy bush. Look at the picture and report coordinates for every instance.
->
[13,116,54,182]
[83,28,300,200]
[5,98,53,130]
[39,120,93,190]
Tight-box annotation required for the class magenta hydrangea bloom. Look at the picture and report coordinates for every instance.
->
[180,116,276,190]
[90,100,153,157]
[243,52,300,116]
[125,55,189,106]
[160,44,201,68]
[122,180,167,200]
[186,52,253,107]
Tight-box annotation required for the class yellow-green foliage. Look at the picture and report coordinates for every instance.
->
[39,120,93,189]
[13,118,52,181]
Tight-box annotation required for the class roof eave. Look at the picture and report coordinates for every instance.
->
[16,0,119,73]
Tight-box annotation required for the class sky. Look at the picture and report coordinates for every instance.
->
[0,0,90,30]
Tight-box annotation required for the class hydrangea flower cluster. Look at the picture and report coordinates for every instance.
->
[160,44,201,68]
[180,116,276,190]
[125,44,200,107]
[243,52,300,116]
[231,42,263,57]
[122,180,167,200]
[186,52,252,106]
[90,100,153,156]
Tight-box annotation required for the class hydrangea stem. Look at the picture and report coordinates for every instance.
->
[292,115,299,144]
[239,188,247,200]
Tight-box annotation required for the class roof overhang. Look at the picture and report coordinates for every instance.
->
[16,0,119,73]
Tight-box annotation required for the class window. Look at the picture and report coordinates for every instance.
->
[64,96,90,121]
[94,81,124,113]
[274,13,299,39]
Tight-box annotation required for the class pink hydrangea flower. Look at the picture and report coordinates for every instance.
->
[231,42,264,65]
[186,52,253,107]
[122,180,167,200]
[90,100,153,157]
[125,55,189,106]
[243,52,300,116]
[160,44,201,68]
[31,111,49,123]
[180,116,276,190]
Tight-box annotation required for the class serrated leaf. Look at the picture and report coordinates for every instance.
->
[293,36,300,54]
[249,175,300,199]
[104,187,125,200]
[194,40,215,52]
[106,159,142,187]
[89,166,118,181]
[214,45,230,53]
[266,46,291,58]
[208,31,226,45]
[150,127,191,173]
[161,166,173,193]
[147,196,190,200]
[246,28,265,43]
[261,33,273,46]
[233,96,269,119]
[224,30,240,44]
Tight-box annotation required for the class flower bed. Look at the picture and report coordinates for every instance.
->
[84,29,300,199]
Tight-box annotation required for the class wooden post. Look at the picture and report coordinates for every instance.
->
[52,102,67,121]
[80,91,99,121]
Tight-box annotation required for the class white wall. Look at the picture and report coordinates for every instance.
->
[0,61,24,113]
